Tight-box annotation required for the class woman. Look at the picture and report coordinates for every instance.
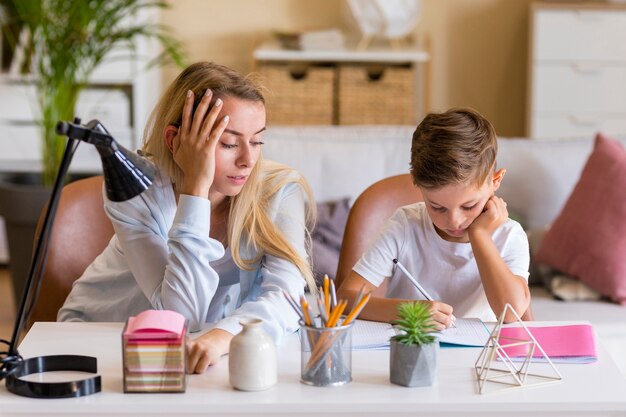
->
[59,62,316,373]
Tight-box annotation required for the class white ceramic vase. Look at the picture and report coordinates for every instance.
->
[229,318,277,391]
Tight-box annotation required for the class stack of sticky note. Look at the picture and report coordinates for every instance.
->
[122,309,187,393]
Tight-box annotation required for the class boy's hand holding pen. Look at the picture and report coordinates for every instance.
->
[393,258,456,329]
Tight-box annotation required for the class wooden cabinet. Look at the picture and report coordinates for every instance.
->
[253,42,429,125]
[527,2,626,138]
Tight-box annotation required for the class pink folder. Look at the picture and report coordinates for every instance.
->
[498,324,597,363]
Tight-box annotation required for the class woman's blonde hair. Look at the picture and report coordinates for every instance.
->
[143,62,317,292]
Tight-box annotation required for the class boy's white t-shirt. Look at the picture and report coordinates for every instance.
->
[353,202,530,322]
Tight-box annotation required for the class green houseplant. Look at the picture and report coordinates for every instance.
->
[390,301,439,387]
[0,0,184,306]
[2,0,184,184]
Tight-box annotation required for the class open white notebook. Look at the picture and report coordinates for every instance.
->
[352,318,490,351]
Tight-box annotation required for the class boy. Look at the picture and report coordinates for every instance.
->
[337,108,530,328]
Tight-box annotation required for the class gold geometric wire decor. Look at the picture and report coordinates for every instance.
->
[475,304,563,394]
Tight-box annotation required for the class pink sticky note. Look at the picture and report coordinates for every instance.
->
[124,309,186,338]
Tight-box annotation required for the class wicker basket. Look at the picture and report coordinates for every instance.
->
[258,64,335,125]
[338,65,416,125]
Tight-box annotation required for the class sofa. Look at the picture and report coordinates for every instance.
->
[262,125,626,376]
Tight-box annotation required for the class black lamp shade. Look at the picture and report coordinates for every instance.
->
[56,119,156,202]
[99,146,156,202]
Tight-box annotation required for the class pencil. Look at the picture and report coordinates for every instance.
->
[281,290,304,322]
[316,297,328,326]
[323,275,330,317]
[351,284,366,313]
[327,300,347,328]
[343,292,371,325]
[300,296,312,326]
[305,297,368,372]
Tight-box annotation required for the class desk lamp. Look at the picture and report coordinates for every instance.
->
[0,119,155,398]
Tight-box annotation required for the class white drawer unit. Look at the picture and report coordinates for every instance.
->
[527,2,626,139]
[0,122,133,169]
[0,80,134,170]
[0,83,131,127]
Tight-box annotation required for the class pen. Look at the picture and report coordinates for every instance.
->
[392,258,456,328]
[392,258,433,301]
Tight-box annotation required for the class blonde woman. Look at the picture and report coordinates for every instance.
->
[59,62,316,373]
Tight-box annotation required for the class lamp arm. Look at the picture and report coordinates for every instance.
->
[56,120,116,149]
[6,137,78,358]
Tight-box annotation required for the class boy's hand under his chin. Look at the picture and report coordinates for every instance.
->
[468,195,509,239]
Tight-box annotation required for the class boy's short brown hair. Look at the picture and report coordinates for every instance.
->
[410,107,497,189]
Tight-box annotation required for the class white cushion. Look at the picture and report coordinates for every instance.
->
[264,125,413,203]
[264,126,625,230]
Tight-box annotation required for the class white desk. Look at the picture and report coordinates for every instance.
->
[2,322,626,416]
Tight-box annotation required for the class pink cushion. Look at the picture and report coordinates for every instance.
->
[535,133,626,305]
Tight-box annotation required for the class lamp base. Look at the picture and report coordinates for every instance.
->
[5,354,101,398]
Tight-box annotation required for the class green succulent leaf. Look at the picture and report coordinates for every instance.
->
[391,301,437,346]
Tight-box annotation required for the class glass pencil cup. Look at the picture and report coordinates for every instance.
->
[300,321,353,387]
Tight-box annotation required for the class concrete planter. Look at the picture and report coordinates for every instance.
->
[389,339,438,387]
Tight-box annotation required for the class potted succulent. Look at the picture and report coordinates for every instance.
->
[0,0,184,305]
[389,301,439,387]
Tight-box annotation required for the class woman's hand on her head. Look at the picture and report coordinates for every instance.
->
[186,328,233,374]
[468,195,509,239]
[173,89,230,198]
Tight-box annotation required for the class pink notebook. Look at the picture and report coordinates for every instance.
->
[498,324,597,363]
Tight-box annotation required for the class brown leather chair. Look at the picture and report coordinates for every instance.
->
[335,173,534,319]
[335,174,421,294]
[29,176,114,325]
